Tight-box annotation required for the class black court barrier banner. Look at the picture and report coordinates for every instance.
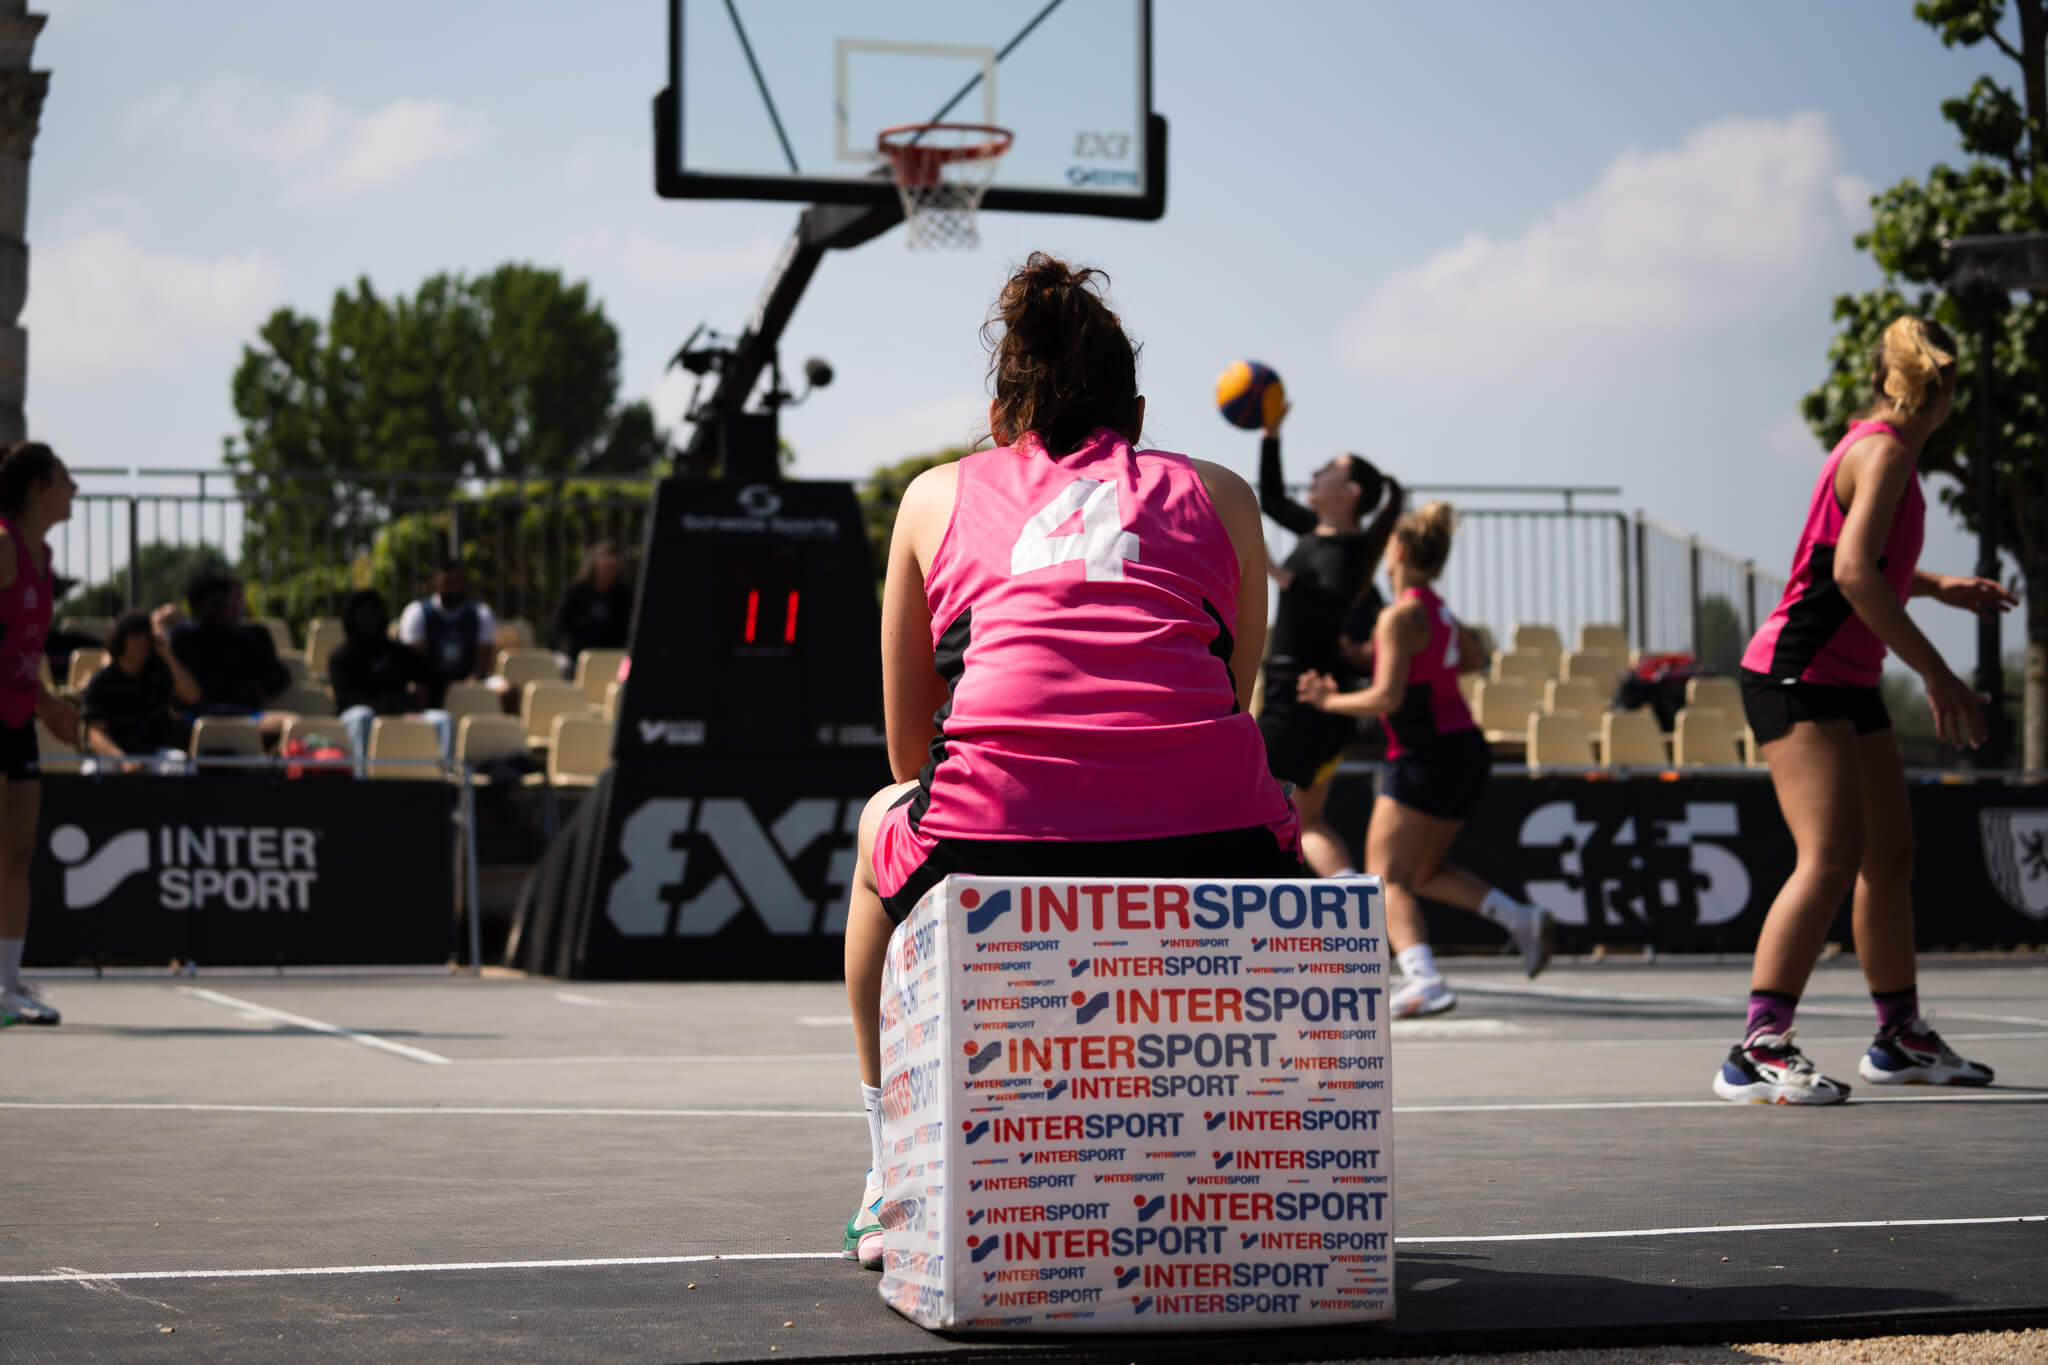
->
[24,774,457,968]
[1325,772,2048,953]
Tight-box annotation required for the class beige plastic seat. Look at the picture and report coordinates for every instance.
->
[521,680,591,747]
[65,647,109,692]
[1601,709,1668,769]
[280,714,352,758]
[497,618,538,650]
[1511,623,1564,674]
[304,617,346,678]
[603,678,622,721]
[441,681,501,720]
[1579,623,1630,659]
[548,714,613,788]
[498,648,560,691]
[189,716,264,759]
[58,615,114,643]
[1544,677,1605,727]
[1674,706,1743,767]
[271,683,334,716]
[37,653,53,692]
[1686,675,1742,716]
[33,719,82,774]
[574,649,629,705]
[255,616,294,655]
[1560,648,1620,694]
[457,713,528,764]
[1527,711,1594,768]
[367,716,444,780]
[276,650,310,683]
[1475,678,1537,744]
[1491,648,1551,688]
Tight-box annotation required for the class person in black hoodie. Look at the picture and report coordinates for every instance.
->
[548,540,633,675]
[328,589,451,771]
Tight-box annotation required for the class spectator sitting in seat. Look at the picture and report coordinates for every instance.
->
[329,589,452,772]
[80,607,198,771]
[169,571,295,743]
[548,540,633,675]
[398,559,498,707]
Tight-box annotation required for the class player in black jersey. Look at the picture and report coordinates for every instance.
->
[1256,407,1402,875]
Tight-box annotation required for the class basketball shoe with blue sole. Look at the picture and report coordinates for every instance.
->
[1712,1028,1849,1104]
[1858,1019,1993,1086]
[843,1168,885,1269]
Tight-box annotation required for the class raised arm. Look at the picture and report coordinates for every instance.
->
[1258,431,1317,536]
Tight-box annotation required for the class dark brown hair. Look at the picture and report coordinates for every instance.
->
[0,441,61,520]
[982,252,1140,456]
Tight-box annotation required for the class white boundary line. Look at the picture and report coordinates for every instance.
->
[3,1091,2041,1120]
[1455,982,2048,1029]
[460,1053,847,1066]
[2,1217,2039,1287]
[174,987,451,1066]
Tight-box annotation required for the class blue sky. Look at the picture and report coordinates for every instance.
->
[20,0,2022,674]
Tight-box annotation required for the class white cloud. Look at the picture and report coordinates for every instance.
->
[125,79,484,199]
[1344,113,1866,386]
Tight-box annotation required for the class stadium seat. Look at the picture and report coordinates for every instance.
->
[1601,709,1668,769]
[271,683,335,716]
[190,716,263,759]
[66,647,108,692]
[280,714,352,758]
[575,649,628,705]
[1475,678,1537,744]
[277,650,310,683]
[255,616,294,655]
[441,682,500,720]
[1686,675,1742,715]
[1491,649,1551,688]
[1544,677,1605,727]
[498,648,559,691]
[1511,623,1564,674]
[497,618,538,650]
[33,720,81,775]
[548,714,612,788]
[1579,623,1630,659]
[1674,706,1743,767]
[58,615,113,643]
[456,713,528,772]
[1561,648,1620,695]
[521,680,591,748]
[367,716,444,780]
[603,678,622,720]
[1742,726,1764,767]
[36,653,53,691]
[304,617,345,678]
[1527,711,1594,768]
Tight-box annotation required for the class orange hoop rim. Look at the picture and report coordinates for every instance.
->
[875,122,1015,167]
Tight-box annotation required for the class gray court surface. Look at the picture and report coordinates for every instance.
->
[3,958,2044,1363]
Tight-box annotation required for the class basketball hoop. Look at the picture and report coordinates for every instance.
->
[877,123,1013,250]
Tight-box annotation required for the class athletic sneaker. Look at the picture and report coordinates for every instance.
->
[1510,907,1555,979]
[1858,1018,1993,1087]
[0,987,59,1027]
[842,1168,886,1270]
[1711,1028,1849,1104]
[1390,976,1457,1019]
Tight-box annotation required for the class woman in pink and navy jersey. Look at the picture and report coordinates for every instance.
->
[0,443,78,1029]
[1718,317,2011,1104]
[1297,502,1552,1018]
[837,254,1301,1268]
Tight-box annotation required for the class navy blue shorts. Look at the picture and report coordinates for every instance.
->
[1382,728,1492,822]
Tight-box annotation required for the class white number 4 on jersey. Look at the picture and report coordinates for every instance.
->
[1010,477,1141,582]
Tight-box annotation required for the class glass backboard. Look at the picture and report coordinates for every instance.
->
[656,0,1163,220]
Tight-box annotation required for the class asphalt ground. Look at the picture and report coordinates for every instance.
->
[2,958,2043,1363]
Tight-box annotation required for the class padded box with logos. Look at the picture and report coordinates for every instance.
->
[876,875,1394,1333]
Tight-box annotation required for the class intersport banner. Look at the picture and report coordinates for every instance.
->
[877,876,1395,1334]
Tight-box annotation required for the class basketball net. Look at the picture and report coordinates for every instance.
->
[877,123,1014,250]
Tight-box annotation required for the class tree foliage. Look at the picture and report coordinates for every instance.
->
[62,542,232,618]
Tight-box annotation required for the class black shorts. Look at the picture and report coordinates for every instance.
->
[879,815,1305,925]
[1739,669,1890,746]
[0,718,37,782]
[1259,679,1357,788]
[1382,728,1492,822]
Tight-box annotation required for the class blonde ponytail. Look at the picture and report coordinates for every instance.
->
[1394,500,1457,578]
[1875,316,1957,419]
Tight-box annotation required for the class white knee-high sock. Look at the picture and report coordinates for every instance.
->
[1396,944,1441,982]
[861,1083,885,1177]
[0,937,22,995]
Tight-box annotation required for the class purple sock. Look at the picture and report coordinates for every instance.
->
[1872,985,1919,1036]
[1744,990,1798,1041]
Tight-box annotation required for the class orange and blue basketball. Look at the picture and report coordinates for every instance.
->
[1215,360,1285,430]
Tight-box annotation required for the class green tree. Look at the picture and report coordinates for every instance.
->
[62,543,232,619]
[857,446,971,582]
[1801,0,2048,764]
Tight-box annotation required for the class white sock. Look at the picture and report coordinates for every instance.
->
[1397,943,1441,983]
[1478,889,1530,932]
[861,1083,885,1179]
[0,937,21,996]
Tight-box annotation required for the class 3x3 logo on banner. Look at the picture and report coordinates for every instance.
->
[604,795,860,938]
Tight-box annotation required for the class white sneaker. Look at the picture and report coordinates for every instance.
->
[1390,976,1457,1019]
[841,1168,886,1269]
[1509,906,1555,979]
[1711,1028,1850,1104]
[0,987,59,1027]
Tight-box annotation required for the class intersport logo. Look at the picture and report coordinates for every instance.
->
[50,823,321,911]
[605,796,858,937]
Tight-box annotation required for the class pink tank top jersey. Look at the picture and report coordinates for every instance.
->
[906,429,1296,847]
[1741,420,1924,689]
[1382,585,1476,759]
[0,516,51,728]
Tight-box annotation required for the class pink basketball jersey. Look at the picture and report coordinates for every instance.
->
[1742,420,1923,689]
[1382,585,1475,759]
[0,516,51,728]
[904,429,1296,847]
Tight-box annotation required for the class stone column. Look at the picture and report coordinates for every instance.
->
[0,3,47,446]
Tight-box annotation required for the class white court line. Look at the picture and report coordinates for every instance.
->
[1456,982,2048,1029]
[2,1217,2039,1288]
[4,1091,2041,1121]
[174,987,451,1066]
[459,1053,847,1066]
[1393,1029,2048,1048]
